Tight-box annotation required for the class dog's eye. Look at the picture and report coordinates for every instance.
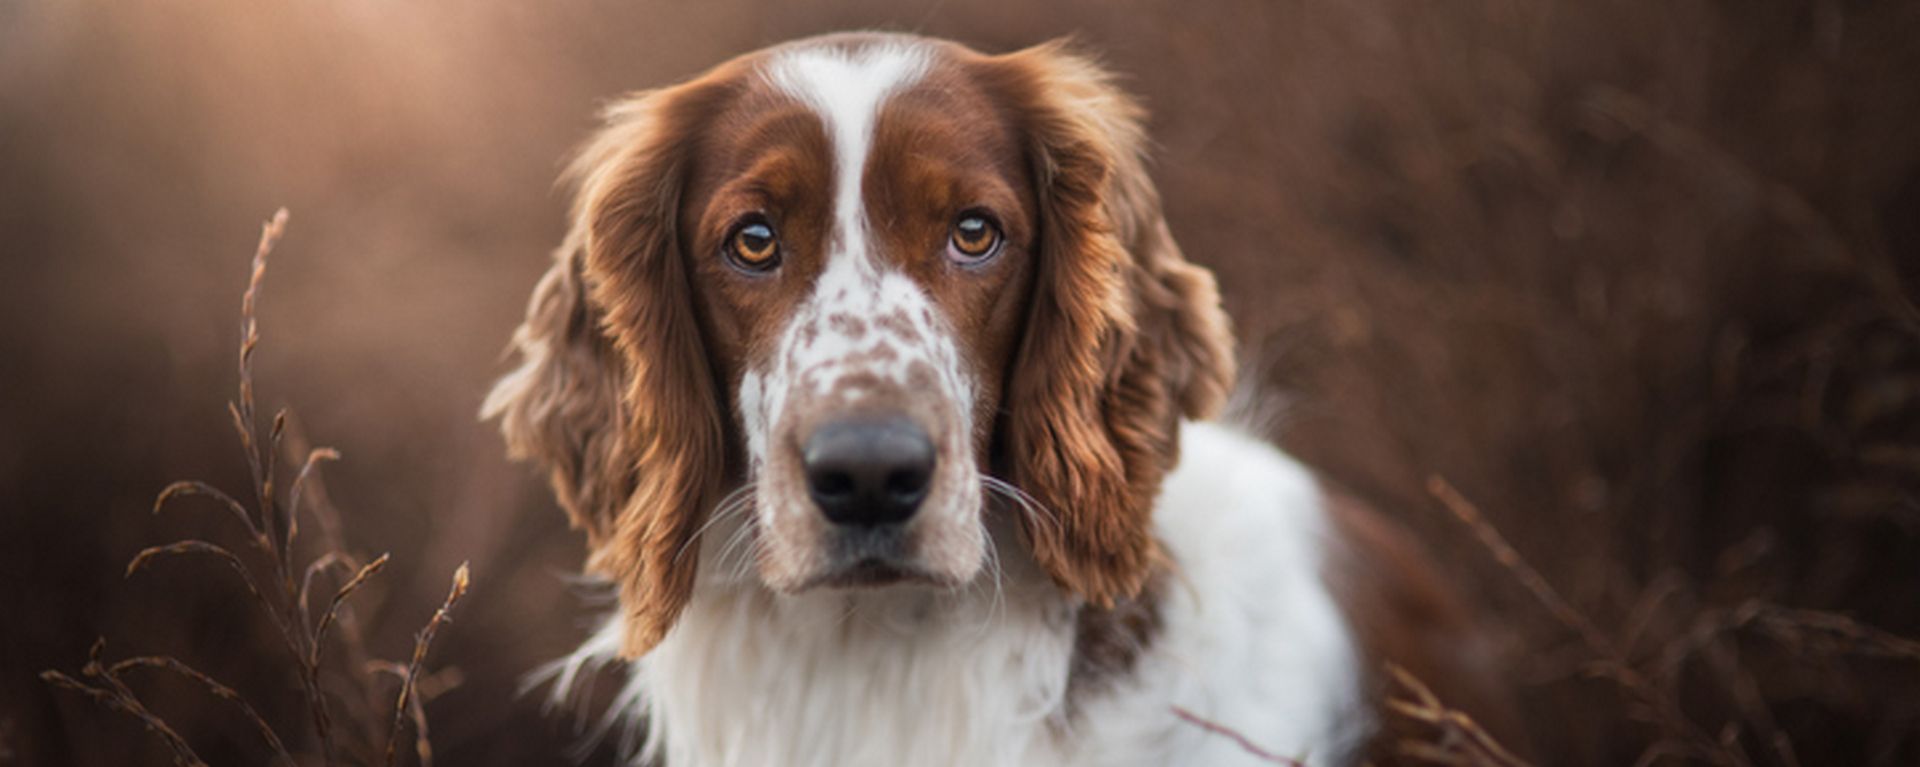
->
[947,212,1001,263]
[727,219,780,271]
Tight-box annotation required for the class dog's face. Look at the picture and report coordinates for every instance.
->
[488,33,1235,655]
[686,43,1036,592]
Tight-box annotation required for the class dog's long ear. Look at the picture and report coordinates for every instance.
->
[486,80,731,656]
[990,42,1236,607]
[484,238,632,544]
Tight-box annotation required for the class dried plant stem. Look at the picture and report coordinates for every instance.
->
[109,656,297,766]
[1426,475,1748,767]
[153,481,263,541]
[41,669,207,767]
[125,540,305,657]
[1424,477,1611,656]
[1724,602,1920,662]
[47,208,473,767]
[387,563,470,767]
[283,413,353,555]
[287,447,343,570]
[312,553,392,670]
[369,663,449,767]
[228,210,349,766]
[285,413,389,744]
[1385,664,1531,767]
[1170,706,1306,766]
[233,210,288,565]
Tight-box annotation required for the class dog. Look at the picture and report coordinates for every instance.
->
[486,32,1517,767]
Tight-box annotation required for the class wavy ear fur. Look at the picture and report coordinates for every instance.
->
[486,80,731,656]
[994,42,1237,607]
[483,236,632,543]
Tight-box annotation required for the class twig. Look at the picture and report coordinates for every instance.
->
[46,208,473,767]
[1385,664,1531,767]
[286,446,343,576]
[1425,477,1613,657]
[1170,706,1306,766]
[153,480,265,543]
[284,412,386,746]
[370,663,457,767]
[109,656,297,766]
[386,563,470,767]
[312,553,392,671]
[1427,475,1748,767]
[299,551,348,620]
[125,540,304,657]
[1737,603,1920,663]
[41,670,207,767]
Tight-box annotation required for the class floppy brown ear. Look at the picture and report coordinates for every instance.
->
[486,81,730,655]
[992,42,1237,607]
[484,239,633,543]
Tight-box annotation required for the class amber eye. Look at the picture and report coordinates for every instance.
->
[947,212,1001,263]
[726,219,780,270]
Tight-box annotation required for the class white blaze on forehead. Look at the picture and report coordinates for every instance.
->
[745,41,974,498]
[752,42,962,408]
[729,41,987,593]
[764,41,931,265]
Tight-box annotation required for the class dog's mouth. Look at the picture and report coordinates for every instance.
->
[792,525,954,591]
[802,558,942,590]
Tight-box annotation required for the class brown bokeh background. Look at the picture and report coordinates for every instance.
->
[4,1,1918,765]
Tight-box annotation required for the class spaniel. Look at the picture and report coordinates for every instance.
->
[487,32,1518,767]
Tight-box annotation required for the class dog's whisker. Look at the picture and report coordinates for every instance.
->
[722,532,758,580]
[713,508,762,582]
[965,525,1008,640]
[673,485,757,565]
[982,476,1059,539]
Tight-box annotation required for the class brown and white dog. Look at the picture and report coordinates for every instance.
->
[487,32,1517,767]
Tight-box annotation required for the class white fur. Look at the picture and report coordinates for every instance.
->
[738,40,984,588]
[753,41,956,415]
[542,422,1370,766]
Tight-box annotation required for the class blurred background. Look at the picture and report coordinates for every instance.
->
[3,1,1917,764]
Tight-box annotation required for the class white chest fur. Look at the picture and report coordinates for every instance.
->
[545,423,1367,767]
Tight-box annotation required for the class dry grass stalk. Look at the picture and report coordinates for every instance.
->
[313,553,393,672]
[1426,475,1749,767]
[41,209,473,766]
[1720,602,1920,663]
[1431,472,1920,766]
[1170,706,1307,766]
[286,414,392,738]
[1383,664,1530,767]
[104,653,296,765]
[385,563,470,767]
[369,663,456,767]
[1697,643,1799,767]
[40,640,209,767]
[1655,599,1920,767]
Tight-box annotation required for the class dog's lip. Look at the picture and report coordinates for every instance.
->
[798,558,946,590]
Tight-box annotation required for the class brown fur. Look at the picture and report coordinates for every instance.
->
[487,68,752,655]
[1066,573,1166,709]
[982,44,1237,608]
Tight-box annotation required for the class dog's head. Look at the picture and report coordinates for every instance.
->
[486,33,1233,655]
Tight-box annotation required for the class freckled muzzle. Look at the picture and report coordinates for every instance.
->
[744,272,988,592]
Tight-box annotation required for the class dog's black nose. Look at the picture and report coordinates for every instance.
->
[803,415,935,527]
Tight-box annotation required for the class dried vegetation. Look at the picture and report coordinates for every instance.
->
[40,211,472,767]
